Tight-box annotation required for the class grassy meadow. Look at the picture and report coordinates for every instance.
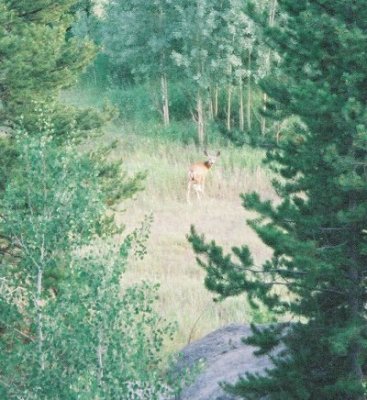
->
[67,88,279,352]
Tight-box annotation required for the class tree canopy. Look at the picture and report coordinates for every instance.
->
[0,0,109,133]
[189,1,367,398]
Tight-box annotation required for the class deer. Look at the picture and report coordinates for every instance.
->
[187,150,220,204]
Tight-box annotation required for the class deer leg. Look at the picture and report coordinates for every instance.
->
[196,185,202,202]
[187,181,192,204]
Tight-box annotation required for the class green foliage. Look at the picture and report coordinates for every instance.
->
[189,1,367,399]
[0,137,17,193]
[80,79,194,128]
[102,0,179,80]
[80,52,121,88]
[0,1,116,239]
[106,84,161,123]
[0,122,179,399]
[96,0,278,142]
[0,0,107,133]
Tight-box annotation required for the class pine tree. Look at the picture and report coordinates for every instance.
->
[0,1,120,255]
[189,1,367,399]
[0,0,97,131]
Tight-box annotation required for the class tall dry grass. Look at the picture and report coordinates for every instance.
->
[64,86,280,349]
[101,125,279,351]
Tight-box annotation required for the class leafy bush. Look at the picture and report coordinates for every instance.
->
[0,121,178,399]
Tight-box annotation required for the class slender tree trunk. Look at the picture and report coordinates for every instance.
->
[247,50,252,132]
[160,74,170,126]
[36,267,45,371]
[239,78,244,131]
[209,87,214,120]
[261,0,277,136]
[97,328,104,385]
[36,235,45,371]
[227,85,232,131]
[158,1,169,127]
[261,92,267,135]
[197,91,204,146]
[214,86,219,118]
[269,0,277,26]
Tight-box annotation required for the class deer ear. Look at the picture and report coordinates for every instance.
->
[216,151,221,156]
[204,150,208,156]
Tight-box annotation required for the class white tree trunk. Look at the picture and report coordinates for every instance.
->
[36,234,45,371]
[261,92,267,136]
[247,50,252,131]
[214,86,219,118]
[97,328,104,384]
[226,85,232,131]
[261,0,277,136]
[160,74,170,126]
[209,86,214,120]
[197,92,204,146]
[239,78,244,131]
[269,0,277,26]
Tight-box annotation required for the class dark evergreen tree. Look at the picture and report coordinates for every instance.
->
[0,1,121,250]
[0,0,105,132]
[189,1,367,399]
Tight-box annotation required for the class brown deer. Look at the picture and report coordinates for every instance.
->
[187,150,220,204]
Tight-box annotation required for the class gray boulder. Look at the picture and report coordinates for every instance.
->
[172,324,274,400]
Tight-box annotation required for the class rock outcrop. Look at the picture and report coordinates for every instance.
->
[173,324,274,400]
